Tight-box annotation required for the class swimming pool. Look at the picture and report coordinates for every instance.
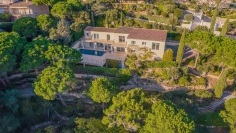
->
[79,49,106,56]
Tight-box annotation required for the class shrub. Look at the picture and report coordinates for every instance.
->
[0,12,12,22]
[174,8,184,19]
[216,27,222,31]
[71,66,118,76]
[195,25,209,32]
[106,59,120,68]
[95,16,105,27]
[147,11,153,16]
[71,31,83,43]
[206,11,213,17]
[180,67,189,76]
[167,32,179,38]
[194,90,213,99]
[153,9,161,15]
[174,35,181,41]
[136,8,142,12]
[147,61,178,68]
[162,69,171,80]
[139,15,148,20]
[230,21,236,28]
[162,49,174,61]
[178,76,190,86]
[197,77,206,86]
[116,68,132,83]
[125,18,134,26]
[137,69,143,76]
[161,11,168,17]
[143,22,152,29]
[0,22,13,32]
[184,14,194,21]
[44,126,55,133]
[185,58,195,67]
[12,17,38,38]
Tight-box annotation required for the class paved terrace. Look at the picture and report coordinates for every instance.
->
[71,41,127,67]
[81,51,127,67]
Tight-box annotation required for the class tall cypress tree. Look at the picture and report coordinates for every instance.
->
[91,11,95,26]
[210,0,219,33]
[220,17,229,36]
[214,69,230,98]
[120,12,124,26]
[176,29,186,66]
[105,12,108,28]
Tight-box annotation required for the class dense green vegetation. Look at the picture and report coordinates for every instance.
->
[0,12,12,22]
[220,98,236,132]
[88,77,119,109]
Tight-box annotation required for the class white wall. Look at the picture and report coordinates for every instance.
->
[85,31,116,41]
[127,39,165,59]
[113,33,129,44]
[83,30,166,59]
[81,54,106,66]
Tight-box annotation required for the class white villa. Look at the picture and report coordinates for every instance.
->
[72,26,167,67]
[181,11,230,35]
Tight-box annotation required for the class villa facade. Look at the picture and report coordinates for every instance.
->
[0,0,49,21]
[72,26,167,67]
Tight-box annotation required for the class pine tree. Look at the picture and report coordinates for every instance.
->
[120,12,124,26]
[210,0,219,33]
[220,17,229,36]
[141,100,195,133]
[176,29,186,66]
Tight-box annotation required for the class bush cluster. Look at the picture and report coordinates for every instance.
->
[178,76,190,86]
[106,59,120,68]
[116,68,132,83]
[147,61,178,68]
[194,90,213,99]
[72,66,118,76]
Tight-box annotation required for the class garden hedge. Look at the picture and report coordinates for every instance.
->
[147,61,178,68]
[0,22,13,32]
[72,66,118,76]
[106,59,120,68]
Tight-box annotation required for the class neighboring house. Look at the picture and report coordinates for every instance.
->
[197,0,232,8]
[0,0,49,21]
[181,11,226,35]
[72,26,167,67]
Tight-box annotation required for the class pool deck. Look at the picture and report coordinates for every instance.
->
[71,42,127,67]
[80,50,127,67]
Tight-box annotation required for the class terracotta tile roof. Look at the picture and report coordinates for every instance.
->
[0,4,9,7]
[84,26,116,32]
[114,26,133,34]
[9,1,34,7]
[127,29,167,42]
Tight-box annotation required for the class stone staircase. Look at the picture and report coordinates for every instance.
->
[208,94,236,110]
[199,93,236,112]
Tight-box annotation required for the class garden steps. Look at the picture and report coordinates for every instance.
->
[205,93,236,111]
[199,93,236,112]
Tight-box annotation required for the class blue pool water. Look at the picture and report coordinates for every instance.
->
[79,49,106,56]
